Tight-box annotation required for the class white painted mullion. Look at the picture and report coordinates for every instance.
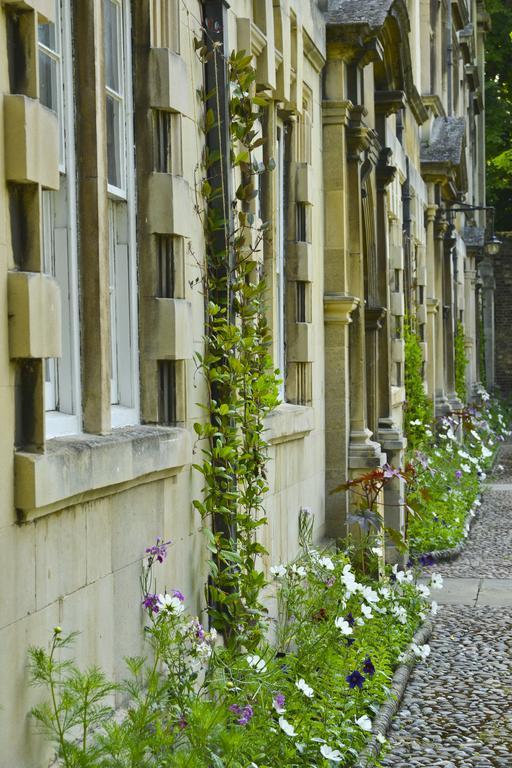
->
[276,124,286,401]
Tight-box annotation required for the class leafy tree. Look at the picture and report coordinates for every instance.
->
[486,0,512,231]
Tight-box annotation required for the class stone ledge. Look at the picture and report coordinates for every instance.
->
[264,403,314,445]
[15,426,191,521]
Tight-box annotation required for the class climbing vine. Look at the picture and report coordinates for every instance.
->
[455,321,468,404]
[403,316,434,452]
[192,44,280,647]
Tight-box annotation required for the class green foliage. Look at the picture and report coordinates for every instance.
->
[486,0,512,230]
[192,47,280,647]
[454,321,468,404]
[406,398,509,553]
[30,545,435,767]
[403,317,434,452]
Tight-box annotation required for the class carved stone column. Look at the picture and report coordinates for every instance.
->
[434,213,450,415]
[480,256,496,391]
[346,107,384,471]
[425,199,437,399]
[444,227,463,411]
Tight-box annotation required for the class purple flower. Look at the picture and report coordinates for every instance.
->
[145,537,171,564]
[142,593,160,614]
[346,670,365,689]
[419,553,435,567]
[195,622,205,640]
[229,704,254,725]
[346,637,356,647]
[325,577,335,588]
[177,716,187,730]
[455,470,462,480]
[273,693,286,710]
[173,589,185,602]
[382,464,403,480]
[362,656,375,678]
[345,612,355,627]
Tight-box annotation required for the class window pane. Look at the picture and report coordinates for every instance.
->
[38,19,57,51]
[106,94,122,188]
[39,51,59,112]
[104,0,121,93]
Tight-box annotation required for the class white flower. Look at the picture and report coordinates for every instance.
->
[474,499,481,507]
[335,617,353,635]
[447,429,456,441]
[295,678,314,698]
[430,574,443,590]
[431,600,439,615]
[246,654,267,672]
[410,419,422,426]
[411,642,431,661]
[379,586,390,599]
[270,564,287,578]
[471,429,481,442]
[361,585,379,603]
[319,556,335,571]
[290,564,307,578]
[458,450,470,459]
[480,472,487,480]
[417,584,430,598]
[209,627,218,642]
[461,464,471,473]
[392,604,407,624]
[197,641,212,660]
[376,733,387,745]
[481,446,492,458]
[356,617,365,626]
[356,715,372,732]
[320,744,343,762]
[361,604,373,619]
[425,428,433,437]
[279,717,297,737]
[158,594,185,615]
[341,565,359,595]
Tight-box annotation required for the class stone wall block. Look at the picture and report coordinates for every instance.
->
[391,338,405,363]
[287,322,315,362]
[142,297,193,360]
[4,95,59,189]
[149,48,190,115]
[287,241,313,281]
[147,173,192,238]
[295,162,314,204]
[0,524,36,629]
[390,291,404,317]
[3,0,54,21]
[8,270,61,359]
[34,506,87,609]
[417,303,427,325]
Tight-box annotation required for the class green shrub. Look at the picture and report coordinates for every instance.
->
[403,317,434,452]
[454,321,468,404]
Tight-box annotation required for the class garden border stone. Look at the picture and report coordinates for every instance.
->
[355,617,435,768]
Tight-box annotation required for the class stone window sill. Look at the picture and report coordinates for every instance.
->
[264,403,314,445]
[15,425,191,522]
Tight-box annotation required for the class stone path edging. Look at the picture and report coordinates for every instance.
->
[356,618,435,768]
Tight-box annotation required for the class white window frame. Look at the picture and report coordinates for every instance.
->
[41,0,82,439]
[104,0,127,198]
[105,0,139,427]
[276,124,286,401]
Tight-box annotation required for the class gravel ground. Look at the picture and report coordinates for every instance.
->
[380,444,512,767]
[380,605,512,768]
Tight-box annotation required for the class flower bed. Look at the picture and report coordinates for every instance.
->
[29,542,442,767]
[406,395,510,556]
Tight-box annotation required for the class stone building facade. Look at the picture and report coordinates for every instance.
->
[0,0,489,763]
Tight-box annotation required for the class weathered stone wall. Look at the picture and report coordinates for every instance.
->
[494,233,512,397]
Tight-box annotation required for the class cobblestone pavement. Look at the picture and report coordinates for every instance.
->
[380,446,512,767]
